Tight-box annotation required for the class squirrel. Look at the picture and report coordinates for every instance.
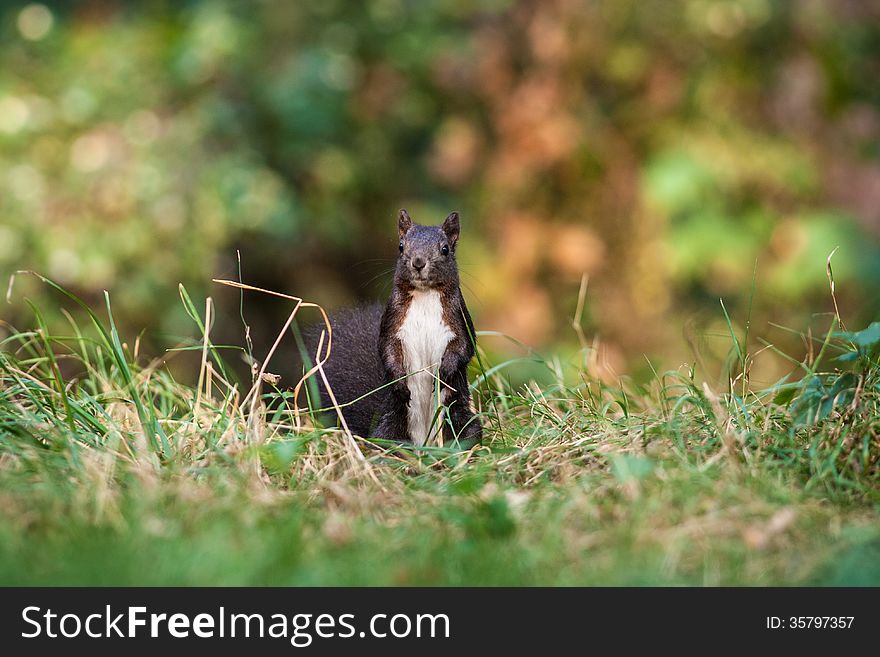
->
[303,209,482,447]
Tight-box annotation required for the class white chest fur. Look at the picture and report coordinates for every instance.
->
[396,290,454,446]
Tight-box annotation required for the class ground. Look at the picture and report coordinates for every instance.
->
[0,285,878,585]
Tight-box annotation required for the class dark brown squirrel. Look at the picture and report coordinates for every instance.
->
[304,209,482,447]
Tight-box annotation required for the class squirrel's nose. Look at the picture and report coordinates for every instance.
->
[412,257,426,271]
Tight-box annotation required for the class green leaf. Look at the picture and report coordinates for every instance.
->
[262,436,312,473]
[790,373,856,427]
[611,454,655,483]
[835,321,880,350]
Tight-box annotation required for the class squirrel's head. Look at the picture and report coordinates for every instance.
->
[395,209,460,290]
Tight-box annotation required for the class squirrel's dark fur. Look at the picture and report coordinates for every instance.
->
[303,210,481,447]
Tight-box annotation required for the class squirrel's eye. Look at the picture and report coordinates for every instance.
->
[399,241,404,253]
[441,244,450,256]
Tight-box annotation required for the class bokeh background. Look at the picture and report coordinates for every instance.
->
[2,0,879,385]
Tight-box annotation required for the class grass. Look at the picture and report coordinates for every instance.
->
[0,273,878,586]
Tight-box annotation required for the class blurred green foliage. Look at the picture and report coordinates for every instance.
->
[1,0,879,382]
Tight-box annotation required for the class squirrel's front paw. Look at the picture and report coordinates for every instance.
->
[441,343,470,377]
[439,357,459,384]
[392,381,411,403]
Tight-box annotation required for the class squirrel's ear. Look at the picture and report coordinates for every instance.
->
[442,212,460,245]
[398,209,412,237]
